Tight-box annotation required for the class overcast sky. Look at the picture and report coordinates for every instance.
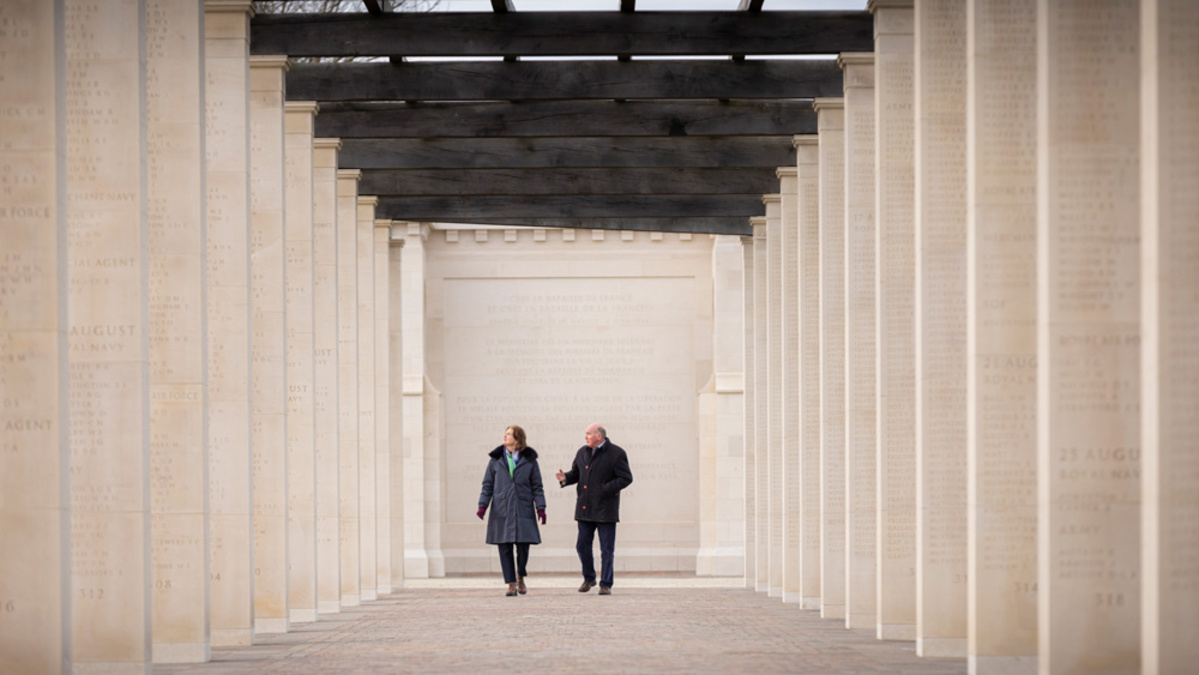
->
[434,1,867,10]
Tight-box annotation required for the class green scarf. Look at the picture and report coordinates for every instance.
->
[505,450,516,477]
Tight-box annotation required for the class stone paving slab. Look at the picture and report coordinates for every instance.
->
[159,577,967,674]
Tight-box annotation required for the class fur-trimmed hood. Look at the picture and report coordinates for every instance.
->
[489,445,539,461]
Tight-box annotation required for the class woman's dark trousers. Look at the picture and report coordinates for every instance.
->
[498,542,530,583]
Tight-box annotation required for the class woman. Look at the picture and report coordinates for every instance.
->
[477,425,547,596]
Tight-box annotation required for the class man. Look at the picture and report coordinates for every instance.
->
[556,423,634,595]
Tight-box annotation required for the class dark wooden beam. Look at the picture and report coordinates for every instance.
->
[620,0,636,11]
[491,0,513,12]
[419,217,753,235]
[738,0,766,11]
[250,11,874,58]
[362,0,385,15]
[313,100,816,138]
[375,194,765,220]
[286,59,842,102]
[359,167,781,196]
[338,136,795,169]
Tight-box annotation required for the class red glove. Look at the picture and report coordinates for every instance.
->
[537,508,546,525]
[476,506,486,520]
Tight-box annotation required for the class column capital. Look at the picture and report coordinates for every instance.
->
[314,138,342,151]
[867,0,914,12]
[205,0,255,16]
[792,134,818,148]
[812,98,844,112]
[838,52,875,69]
[337,169,362,182]
[285,101,320,116]
[249,55,291,71]
[750,216,767,237]
[776,167,797,180]
[374,219,393,230]
[358,195,379,207]
[762,193,781,206]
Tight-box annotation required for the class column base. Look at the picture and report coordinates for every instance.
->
[768,586,782,598]
[801,596,821,611]
[318,599,341,615]
[255,617,288,634]
[846,612,874,630]
[377,583,393,595]
[968,655,1037,675]
[361,589,378,602]
[290,608,317,623]
[72,663,151,674]
[783,590,802,603]
[878,623,917,641]
[821,603,846,620]
[918,637,967,658]
[755,580,768,593]
[341,593,361,607]
[152,641,209,664]
[211,628,253,647]
[404,550,430,578]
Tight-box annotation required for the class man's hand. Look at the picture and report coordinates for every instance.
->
[537,508,546,525]
[476,506,486,520]
[555,468,565,482]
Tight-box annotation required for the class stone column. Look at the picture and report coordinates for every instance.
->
[65,0,150,669]
[312,138,341,615]
[336,169,361,602]
[751,215,769,593]
[965,2,1038,672]
[795,133,823,612]
[778,169,801,604]
[914,0,967,658]
[1142,1,1199,672]
[387,229,406,592]
[697,235,746,577]
[764,193,784,599]
[840,51,878,631]
[205,0,254,647]
[1038,1,1141,672]
[817,98,849,622]
[741,231,758,591]
[285,101,318,623]
[147,0,208,663]
[357,196,378,602]
[0,2,69,671]
[375,219,393,594]
[870,0,917,641]
[400,222,431,578]
[249,55,290,635]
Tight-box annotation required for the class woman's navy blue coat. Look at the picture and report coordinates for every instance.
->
[478,446,546,545]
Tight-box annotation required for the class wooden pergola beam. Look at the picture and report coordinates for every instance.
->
[375,194,766,220]
[338,136,795,170]
[358,167,782,196]
[420,216,753,236]
[312,100,816,138]
[286,59,842,102]
[250,11,873,58]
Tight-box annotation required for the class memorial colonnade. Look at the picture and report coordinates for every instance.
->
[741,0,1197,673]
[1,0,413,670]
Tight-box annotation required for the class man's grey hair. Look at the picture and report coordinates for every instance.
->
[594,425,607,439]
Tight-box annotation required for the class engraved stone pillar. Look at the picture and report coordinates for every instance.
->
[778,169,802,604]
[741,230,758,591]
[794,134,823,612]
[387,228,406,592]
[751,215,769,593]
[914,0,967,658]
[870,0,917,641]
[147,0,208,663]
[1037,1,1141,671]
[764,193,784,599]
[817,98,849,621]
[65,0,151,668]
[312,138,341,615]
[336,169,361,602]
[840,51,878,631]
[205,0,255,647]
[284,101,318,624]
[400,222,429,578]
[966,1,1038,671]
[1141,1,1199,671]
[696,234,746,577]
[375,219,393,594]
[357,196,379,602]
[0,2,69,671]
[249,55,290,635]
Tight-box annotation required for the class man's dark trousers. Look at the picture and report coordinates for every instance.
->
[576,520,617,588]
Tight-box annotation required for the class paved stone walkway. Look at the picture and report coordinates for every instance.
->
[159,576,967,674]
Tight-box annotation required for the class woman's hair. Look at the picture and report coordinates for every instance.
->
[507,425,527,451]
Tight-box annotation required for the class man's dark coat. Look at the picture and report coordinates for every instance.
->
[479,446,546,545]
[561,440,634,523]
